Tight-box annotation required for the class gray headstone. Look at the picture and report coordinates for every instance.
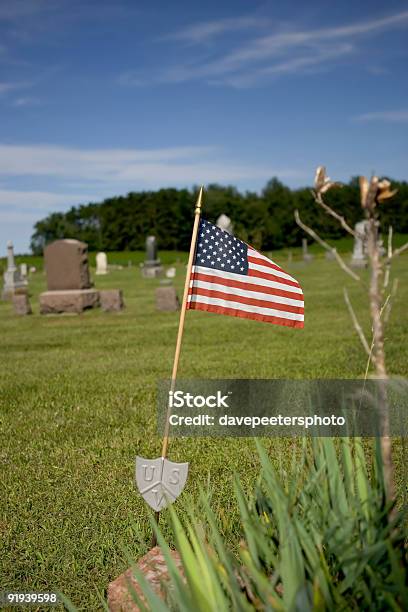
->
[142,235,163,278]
[2,241,27,300]
[99,289,124,312]
[156,286,179,311]
[146,236,158,263]
[44,239,91,290]
[12,293,32,315]
[302,238,314,262]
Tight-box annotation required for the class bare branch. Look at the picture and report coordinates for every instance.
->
[384,278,399,325]
[294,209,361,282]
[312,189,361,239]
[343,287,375,362]
[383,225,392,289]
[390,241,408,259]
[387,225,393,259]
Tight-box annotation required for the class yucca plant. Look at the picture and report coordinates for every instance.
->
[127,438,407,612]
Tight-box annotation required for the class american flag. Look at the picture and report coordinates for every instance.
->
[187,219,304,329]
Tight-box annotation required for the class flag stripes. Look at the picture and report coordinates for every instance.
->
[186,219,304,328]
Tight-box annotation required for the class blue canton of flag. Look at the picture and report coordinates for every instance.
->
[195,219,249,274]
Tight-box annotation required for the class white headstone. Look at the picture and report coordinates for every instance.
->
[96,251,108,275]
[2,241,27,299]
[216,213,233,235]
[351,220,369,267]
[166,267,176,279]
[20,263,28,278]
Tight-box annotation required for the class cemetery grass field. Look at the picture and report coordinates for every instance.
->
[1,248,408,610]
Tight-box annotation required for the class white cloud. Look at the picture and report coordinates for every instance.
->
[12,96,41,107]
[214,43,354,87]
[0,81,24,94]
[0,189,94,210]
[354,110,408,123]
[127,10,408,87]
[163,16,268,44]
[0,144,306,252]
[0,143,303,186]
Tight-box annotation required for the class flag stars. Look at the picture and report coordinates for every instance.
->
[196,220,248,275]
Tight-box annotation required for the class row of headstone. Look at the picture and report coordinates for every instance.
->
[299,221,386,267]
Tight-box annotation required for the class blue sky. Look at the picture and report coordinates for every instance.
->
[1,0,407,252]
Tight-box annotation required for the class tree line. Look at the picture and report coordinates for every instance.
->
[30,177,408,254]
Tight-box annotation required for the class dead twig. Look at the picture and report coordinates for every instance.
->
[383,226,393,289]
[294,209,361,282]
[389,241,408,259]
[343,287,375,362]
[312,190,361,239]
[384,278,399,325]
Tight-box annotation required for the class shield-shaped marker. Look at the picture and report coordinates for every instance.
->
[135,456,189,512]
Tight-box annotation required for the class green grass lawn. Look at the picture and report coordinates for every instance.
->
[1,252,407,610]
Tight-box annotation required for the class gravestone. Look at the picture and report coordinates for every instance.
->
[141,236,163,278]
[96,252,108,275]
[20,263,28,279]
[166,267,176,279]
[12,294,32,315]
[351,220,369,268]
[99,289,124,312]
[39,239,99,314]
[216,213,233,235]
[302,238,314,263]
[44,239,91,290]
[2,241,27,300]
[325,250,336,261]
[156,286,179,311]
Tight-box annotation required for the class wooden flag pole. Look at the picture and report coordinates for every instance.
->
[161,185,203,459]
[151,186,203,546]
